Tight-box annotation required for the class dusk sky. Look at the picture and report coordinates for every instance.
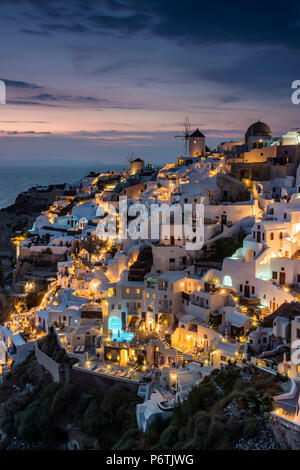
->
[1,0,300,165]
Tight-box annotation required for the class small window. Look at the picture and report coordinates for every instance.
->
[272,272,277,280]
[270,232,274,240]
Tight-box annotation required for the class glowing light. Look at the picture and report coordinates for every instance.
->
[25,282,35,293]
[223,275,232,287]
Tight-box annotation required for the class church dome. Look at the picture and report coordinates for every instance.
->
[245,121,273,143]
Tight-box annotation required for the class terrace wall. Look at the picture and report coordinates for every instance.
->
[270,414,300,449]
[71,365,140,393]
[35,342,61,383]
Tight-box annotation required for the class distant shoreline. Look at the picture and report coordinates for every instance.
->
[0,163,124,210]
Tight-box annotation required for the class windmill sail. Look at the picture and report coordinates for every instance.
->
[175,116,191,156]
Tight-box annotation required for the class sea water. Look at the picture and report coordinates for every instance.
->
[0,163,124,209]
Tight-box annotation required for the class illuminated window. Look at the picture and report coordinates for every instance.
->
[152,294,156,299]
[126,288,130,294]
[108,287,115,297]
[136,289,140,294]
[223,275,232,287]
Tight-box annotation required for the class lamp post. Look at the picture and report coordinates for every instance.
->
[170,373,177,393]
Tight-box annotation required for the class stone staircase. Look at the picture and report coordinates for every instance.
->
[292,249,300,259]
[160,335,172,349]
[176,350,183,365]
[159,334,184,365]
[128,246,153,281]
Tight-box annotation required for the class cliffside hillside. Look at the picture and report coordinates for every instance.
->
[0,185,66,257]
[0,345,287,450]
[115,366,285,450]
[0,343,139,449]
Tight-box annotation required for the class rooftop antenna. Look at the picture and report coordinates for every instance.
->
[175,116,191,156]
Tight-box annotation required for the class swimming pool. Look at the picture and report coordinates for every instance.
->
[109,316,134,342]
